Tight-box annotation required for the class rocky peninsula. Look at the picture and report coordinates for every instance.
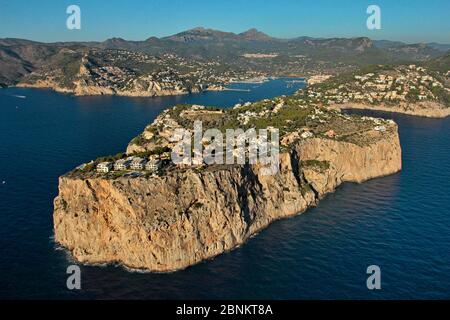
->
[53,96,402,272]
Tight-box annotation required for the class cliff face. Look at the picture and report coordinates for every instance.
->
[53,130,401,272]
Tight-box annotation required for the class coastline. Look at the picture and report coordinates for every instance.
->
[329,102,450,118]
[10,76,304,97]
[11,80,449,119]
[13,82,252,97]
[15,82,191,98]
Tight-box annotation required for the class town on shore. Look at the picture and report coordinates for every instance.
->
[305,63,450,118]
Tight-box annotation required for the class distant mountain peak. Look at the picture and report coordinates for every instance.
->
[190,27,207,32]
[145,36,160,42]
[163,27,274,42]
[238,28,272,41]
[103,37,127,44]
[164,27,238,42]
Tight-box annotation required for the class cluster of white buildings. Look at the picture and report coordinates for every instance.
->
[96,156,163,174]
[90,49,263,95]
[305,65,446,105]
[360,116,395,132]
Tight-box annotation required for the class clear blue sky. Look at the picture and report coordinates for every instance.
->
[1,0,449,43]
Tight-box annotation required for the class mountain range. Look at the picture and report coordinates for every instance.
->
[1,27,449,87]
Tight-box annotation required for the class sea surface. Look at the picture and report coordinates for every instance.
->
[0,78,449,299]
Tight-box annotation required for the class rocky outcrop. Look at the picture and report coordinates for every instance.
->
[53,128,401,272]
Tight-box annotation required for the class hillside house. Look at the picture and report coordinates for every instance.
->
[145,159,162,172]
[96,162,113,173]
[114,158,131,171]
[130,157,147,170]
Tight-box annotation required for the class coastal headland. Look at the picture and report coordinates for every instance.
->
[53,97,402,272]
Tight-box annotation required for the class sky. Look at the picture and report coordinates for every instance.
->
[0,0,449,44]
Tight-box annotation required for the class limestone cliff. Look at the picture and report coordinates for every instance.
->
[53,128,401,272]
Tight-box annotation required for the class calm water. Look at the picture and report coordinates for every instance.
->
[0,79,449,299]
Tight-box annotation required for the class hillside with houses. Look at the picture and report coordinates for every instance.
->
[66,94,398,181]
[302,58,450,117]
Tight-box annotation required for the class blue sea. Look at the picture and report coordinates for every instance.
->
[0,78,449,299]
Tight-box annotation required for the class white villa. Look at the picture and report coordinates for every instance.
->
[130,157,147,170]
[96,162,113,173]
[114,158,131,171]
[301,131,314,139]
[145,159,162,172]
[374,125,387,132]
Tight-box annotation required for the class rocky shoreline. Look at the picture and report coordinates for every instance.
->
[53,124,401,272]
[16,81,192,97]
[331,102,450,118]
